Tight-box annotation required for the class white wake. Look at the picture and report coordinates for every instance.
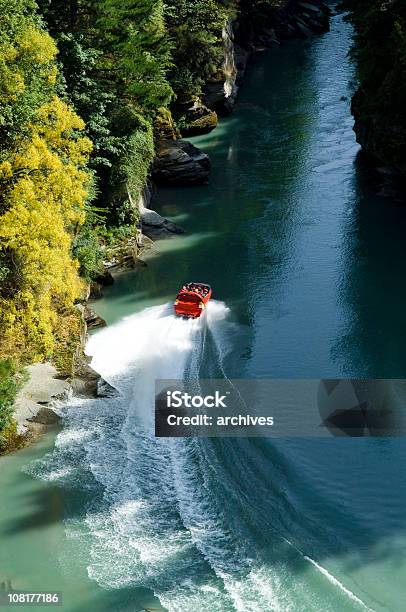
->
[27,300,370,611]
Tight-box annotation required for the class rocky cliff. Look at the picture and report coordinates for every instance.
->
[341,0,406,178]
[205,1,331,116]
[351,87,406,177]
[156,0,331,186]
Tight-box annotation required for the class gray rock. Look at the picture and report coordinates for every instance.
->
[293,17,314,37]
[204,82,232,114]
[29,406,61,425]
[140,207,185,240]
[234,44,250,85]
[71,354,101,398]
[142,224,180,240]
[152,140,210,186]
[97,378,119,398]
[258,28,280,46]
[14,363,70,434]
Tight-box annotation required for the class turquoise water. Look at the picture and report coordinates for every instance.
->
[2,9,406,611]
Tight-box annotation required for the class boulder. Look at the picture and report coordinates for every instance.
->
[97,378,119,398]
[184,113,218,136]
[293,17,314,37]
[241,0,330,45]
[258,28,280,46]
[234,44,250,84]
[141,207,185,240]
[297,2,324,15]
[180,100,218,137]
[205,81,233,114]
[83,306,106,330]
[351,83,406,177]
[295,0,330,33]
[71,359,101,398]
[152,140,210,186]
[89,281,103,299]
[13,363,70,434]
[29,406,61,425]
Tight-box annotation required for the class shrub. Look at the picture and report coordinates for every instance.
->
[52,308,83,376]
[0,358,26,450]
[72,230,104,282]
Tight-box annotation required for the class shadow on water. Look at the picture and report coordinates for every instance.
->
[0,470,102,537]
[333,153,406,378]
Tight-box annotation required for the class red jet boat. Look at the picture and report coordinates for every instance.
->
[174,282,212,318]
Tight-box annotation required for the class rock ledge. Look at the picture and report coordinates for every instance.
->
[152,140,210,186]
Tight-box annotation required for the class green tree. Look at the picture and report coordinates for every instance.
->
[97,0,172,110]
[38,0,170,226]
[0,360,18,438]
[165,0,233,100]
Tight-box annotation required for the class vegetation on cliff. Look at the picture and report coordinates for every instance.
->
[340,0,406,174]
[38,0,171,226]
[0,0,92,368]
[0,0,235,443]
[165,0,235,101]
[35,0,236,267]
[0,360,26,450]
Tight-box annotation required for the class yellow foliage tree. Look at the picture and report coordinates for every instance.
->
[0,97,92,361]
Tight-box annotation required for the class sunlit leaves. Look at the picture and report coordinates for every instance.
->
[0,2,92,361]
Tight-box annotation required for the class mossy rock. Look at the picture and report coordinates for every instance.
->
[183,111,218,136]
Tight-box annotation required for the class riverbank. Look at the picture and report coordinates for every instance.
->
[13,364,68,440]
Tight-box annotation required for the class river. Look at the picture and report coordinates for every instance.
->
[1,8,406,612]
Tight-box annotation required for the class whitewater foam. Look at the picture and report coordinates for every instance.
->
[32,301,240,609]
[27,299,372,611]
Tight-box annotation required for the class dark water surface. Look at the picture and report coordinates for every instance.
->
[2,10,406,612]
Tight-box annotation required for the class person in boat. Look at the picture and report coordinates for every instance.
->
[182,283,209,297]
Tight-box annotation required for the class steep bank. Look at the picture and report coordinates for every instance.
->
[340,0,406,178]
[178,0,331,124]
